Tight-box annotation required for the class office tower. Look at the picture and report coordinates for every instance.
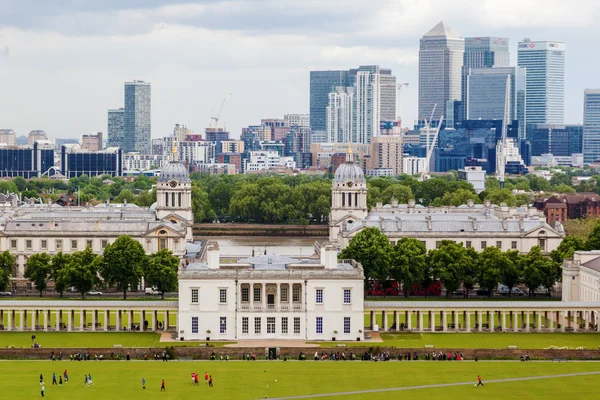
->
[81,132,103,152]
[284,114,310,127]
[107,108,124,149]
[309,70,351,132]
[61,145,122,178]
[205,128,230,153]
[326,87,354,143]
[123,80,151,154]
[531,124,583,157]
[462,37,510,119]
[518,40,565,127]
[466,67,517,121]
[0,141,54,178]
[419,21,464,121]
[583,89,600,164]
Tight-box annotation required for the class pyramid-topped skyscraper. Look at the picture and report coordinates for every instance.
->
[418,21,464,121]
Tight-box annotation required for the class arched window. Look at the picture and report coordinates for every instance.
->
[165,192,169,207]
[348,193,352,207]
[342,193,345,207]
[171,192,175,207]
[178,192,182,207]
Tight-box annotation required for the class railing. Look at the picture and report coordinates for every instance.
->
[239,302,303,312]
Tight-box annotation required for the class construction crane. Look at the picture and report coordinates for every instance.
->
[396,83,410,121]
[497,77,511,188]
[210,92,232,129]
[420,114,444,182]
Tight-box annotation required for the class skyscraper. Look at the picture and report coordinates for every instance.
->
[353,71,380,144]
[327,87,354,143]
[583,89,600,164]
[466,67,517,121]
[518,40,565,128]
[123,81,151,154]
[418,21,464,121]
[310,70,351,132]
[107,108,124,149]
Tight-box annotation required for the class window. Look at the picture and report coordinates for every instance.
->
[315,289,323,304]
[101,240,108,249]
[267,317,275,334]
[254,317,261,334]
[242,317,249,334]
[41,240,47,250]
[294,317,301,334]
[71,240,78,250]
[219,317,227,334]
[435,241,441,249]
[292,286,300,302]
[481,241,487,249]
[281,317,288,334]
[344,317,351,334]
[253,287,261,302]
[191,317,198,334]
[496,241,502,249]
[219,288,227,304]
[10,240,17,250]
[241,287,249,302]
[511,241,518,250]
[86,240,93,249]
[56,240,62,250]
[465,241,472,249]
[343,289,351,304]
[178,192,182,207]
[280,286,288,303]
[539,238,546,251]
[165,192,169,207]
[191,288,198,304]
[25,240,32,250]
[172,192,175,208]
[420,240,426,247]
[159,238,167,250]
[316,317,323,334]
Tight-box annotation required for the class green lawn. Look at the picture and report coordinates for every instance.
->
[0,332,234,348]
[3,360,600,399]
[318,332,600,349]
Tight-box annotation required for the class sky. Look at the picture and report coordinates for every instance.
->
[1,0,600,140]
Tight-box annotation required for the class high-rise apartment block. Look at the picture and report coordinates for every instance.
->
[284,114,310,127]
[583,89,600,164]
[0,129,17,146]
[107,108,124,149]
[28,130,48,146]
[310,70,351,132]
[123,81,151,154]
[518,40,565,128]
[80,132,103,152]
[366,135,403,176]
[327,87,354,143]
[419,21,464,121]
[174,124,192,141]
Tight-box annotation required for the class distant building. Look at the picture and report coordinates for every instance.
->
[152,138,164,155]
[123,81,151,154]
[310,70,351,132]
[173,124,192,142]
[0,141,54,178]
[60,145,122,178]
[221,140,244,154]
[403,156,427,176]
[244,151,295,172]
[458,166,486,193]
[367,135,403,176]
[107,108,124,149]
[583,89,600,164]
[310,143,369,170]
[80,132,103,152]
[531,124,583,157]
[534,193,600,222]
[216,153,242,173]
[284,126,311,157]
[28,130,48,146]
[195,163,236,175]
[284,113,310,127]
[466,67,520,122]
[122,153,167,171]
[562,251,600,302]
[327,86,354,143]
[0,129,16,146]
[205,128,230,153]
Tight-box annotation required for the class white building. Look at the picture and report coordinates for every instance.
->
[178,242,364,341]
[326,87,354,143]
[458,166,486,193]
[562,251,600,302]
[243,151,296,172]
[163,137,215,164]
[123,153,167,171]
[330,148,564,253]
[402,156,427,176]
[354,71,380,144]
[284,114,310,128]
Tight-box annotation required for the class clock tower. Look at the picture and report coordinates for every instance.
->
[156,160,193,225]
[329,146,368,241]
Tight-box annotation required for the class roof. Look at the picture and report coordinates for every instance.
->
[158,162,190,183]
[582,257,600,273]
[423,21,461,39]
[365,301,600,309]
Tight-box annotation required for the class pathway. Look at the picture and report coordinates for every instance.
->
[225,340,318,348]
[264,370,600,399]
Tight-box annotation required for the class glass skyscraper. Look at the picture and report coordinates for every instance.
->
[107,107,124,149]
[517,40,565,128]
[418,21,464,121]
[466,67,517,121]
[310,71,351,133]
[583,89,600,164]
[124,81,151,154]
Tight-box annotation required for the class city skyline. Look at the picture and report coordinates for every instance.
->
[1,1,600,139]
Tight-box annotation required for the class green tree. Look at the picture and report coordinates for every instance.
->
[64,247,101,299]
[527,175,551,192]
[462,247,479,297]
[538,258,562,296]
[24,253,51,297]
[339,227,392,281]
[13,176,27,192]
[477,247,506,297]
[380,184,413,204]
[21,189,42,200]
[550,235,585,264]
[145,249,180,299]
[431,188,480,207]
[553,184,576,193]
[429,241,470,297]
[501,250,523,297]
[50,252,71,297]
[0,251,16,291]
[390,238,427,297]
[113,189,137,204]
[550,173,572,188]
[522,246,545,297]
[586,219,600,250]
[101,235,147,299]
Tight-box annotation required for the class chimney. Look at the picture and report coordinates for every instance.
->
[320,242,338,269]
[408,199,416,208]
[206,241,220,269]
[391,198,398,207]
[471,217,478,231]
[395,216,402,231]
[49,220,55,231]
[426,216,432,231]
[502,218,508,231]
[467,199,474,207]
[519,218,525,231]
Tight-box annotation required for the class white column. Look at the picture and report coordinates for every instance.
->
[67,311,72,332]
[394,311,399,331]
[116,311,121,331]
[276,283,281,311]
[19,310,24,331]
[430,311,435,332]
[164,311,169,331]
[80,310,85,331]
[104,310,109,331]
[407,312,412,330]
[466,311,471,332]
[596,311,600,332]
[513,312,519,332]
[573,311,578,332]
[55,310,60,331]
[140,310,145,332]
[7,310,12,331]
[32,311,37,331]
[250,283,254,310]
[442,311,447,332]
[91,311,96,332]
[526,311,530,332]
[128,310,133,331]
[477,311,482,332]
[537,312,542,332]
[43,311,48,332]
[502,311,507,332]
[382,311,388,332]
[417,311,423,332]
[151,310,156,332]
[560,311,566,332]
[490,312,495,332]
[453,311,458,331]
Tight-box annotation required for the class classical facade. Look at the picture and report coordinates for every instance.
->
[1,160,193,291]
[178,242,364,341]
[329,148,564,253]
[562,251,600,303]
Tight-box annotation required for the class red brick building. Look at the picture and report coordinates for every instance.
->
[534,193,600,224]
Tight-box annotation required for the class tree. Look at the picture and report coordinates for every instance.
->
[538,258,562,297]
[145,249,180,299]
[102,235,147,299]
[431,188,480,207]
[13,176,27,192]
[501,250,523,297]
[0,251,16,291]
[390,238,427,297]
[50,252,71,297]
[380,184,413,204]
[192,186,217,223]
[550,236,585,264]
[113,189,136,204]
[64,248,101,299]
[428,241,470,297]
[522,246,545,297]
[477,247,507,297]
[527,175,551,192]
[339,227,392,281]
[462,247,479,297]
[24,253,51,297]
[550,173,572,188]
[586,219,600,250]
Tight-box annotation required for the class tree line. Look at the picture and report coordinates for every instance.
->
[0,236,179,299]
[340,227,574,297]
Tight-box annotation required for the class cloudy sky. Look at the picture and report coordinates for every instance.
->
[1,0,600,140]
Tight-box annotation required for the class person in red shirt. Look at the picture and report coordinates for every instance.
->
[476,375,484,387]
[160,379,166,391]
[205,372,208,384]
[209,375,213,387]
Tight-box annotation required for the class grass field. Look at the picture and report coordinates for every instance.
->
[3,360,600,399]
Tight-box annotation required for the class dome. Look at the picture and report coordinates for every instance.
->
[334,161,365,183]
[158,162,191,183]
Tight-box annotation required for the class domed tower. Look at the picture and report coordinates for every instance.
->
[156,160,193,225]
[329,146,368,241]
